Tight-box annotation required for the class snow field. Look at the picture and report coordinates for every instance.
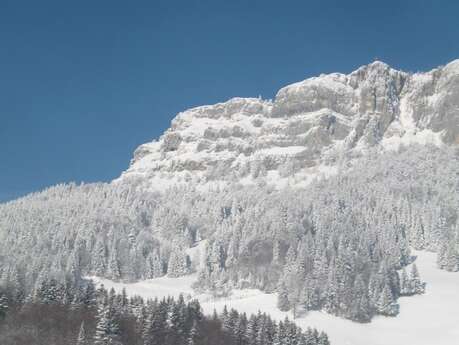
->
[91,250,459,345]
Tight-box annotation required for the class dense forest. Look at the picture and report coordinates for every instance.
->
[0,280,329,345]
[0,144,458,323]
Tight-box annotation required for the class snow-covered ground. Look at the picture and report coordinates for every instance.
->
[91,273,197,300]
[91,250,459,345]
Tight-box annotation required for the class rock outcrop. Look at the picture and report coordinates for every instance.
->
[118,59,459,189]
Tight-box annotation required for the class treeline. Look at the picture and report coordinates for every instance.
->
[0,280,330,345]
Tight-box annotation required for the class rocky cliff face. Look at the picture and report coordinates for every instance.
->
[118,59,459,189]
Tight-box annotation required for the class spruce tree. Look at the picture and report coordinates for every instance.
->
[0,293,8,320]
[94,304,110,345]
[170,302,185,343]
[246,314,259,345]
[375,284,399,316]
[296,330,307,345]
[168,245,191,278]
[350,274,371,322]
[187,321,199,345]
[146,252,163,278]
[108,242,121,280]
[94,303,120,345]
[76,321,87,345]
[304,327,317,345]
[143,299,169,345]
[235,314,248,345]
[93,239,107,276]
[317,331,330,345]
[277,281,291,311]
[444,240,459,272]
[399,267,411,295]
[409,263,426,294]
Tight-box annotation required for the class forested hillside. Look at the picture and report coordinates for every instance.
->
[0,279,328,345]
[0,144,458,322]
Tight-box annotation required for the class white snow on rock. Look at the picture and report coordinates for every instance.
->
[90,250,459,345]
[116,60,459,192]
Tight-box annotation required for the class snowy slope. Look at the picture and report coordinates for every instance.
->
[91,250,459,345]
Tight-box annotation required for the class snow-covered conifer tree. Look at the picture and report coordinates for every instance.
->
[107,242,121,281]
[409,263,426,294]
[93,239,107,276]
[317,331,330,345]
[167,245,191,278]
[277,281,291,311]
[76,321,87,345]
[375,284,399,316]
[349,274,371,322]
[94,304,110,345]
[187,321,199,345]
[399,267,411,296]
[0,293,8,320]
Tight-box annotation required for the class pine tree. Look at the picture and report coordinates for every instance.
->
[302,277,320,312]
[256,319,268,345]
[211,309,219,321]
[94,303,120,345]
[67,249,82,285]
[169,302,186,343]
[83,280,97,307]
[317,331,330,345]
[94,304,110,345]
[277,281,291,312]
[284,319,297,345]
[375,284,399,316]
[444,240,459,272]
[221,305,229,328]
[399,267,411,295]
[275,320,286,345]
[187,321,199,345]
[296,330,307,345]
[226,308,239,336]
[76,321,87,345]
[143,299,169,345]
[93,239,107,276]
[323,263,339,314]
[273,240,282,265]
[349,274,371,322]
[235,314,248,345]
[209,242,225,273]
[304,327,318,345]
[168,245,191,278]
[36,278,62,304]
[409,263,426,294]
[437,240,448,269]
[246,314,259,345]
[108,242,121,280]
[0,293,8,320]
[146,252,163,279]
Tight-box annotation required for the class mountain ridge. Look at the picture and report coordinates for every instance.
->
[118,59,459,190]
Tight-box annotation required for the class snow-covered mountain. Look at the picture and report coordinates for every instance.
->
[0,59,458,333]
[119,59,459,189]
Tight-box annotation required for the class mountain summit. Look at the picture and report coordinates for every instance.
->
[119,60,459,189]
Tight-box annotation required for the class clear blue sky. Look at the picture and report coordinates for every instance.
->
[1,0,458,202]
